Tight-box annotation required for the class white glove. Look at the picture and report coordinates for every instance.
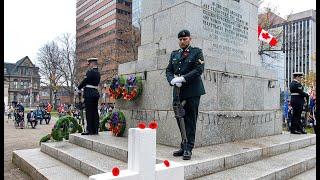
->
[175,82,182,87]
[76,89,82,94]
[170,76,186,85]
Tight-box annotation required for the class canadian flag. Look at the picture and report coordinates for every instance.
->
[258,25,278,47]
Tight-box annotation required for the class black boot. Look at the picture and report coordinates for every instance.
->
[173,149,184,157]
[291,130,302,134]
[81,131,90,135]
[299,129,307,134]
[182,150,192,160]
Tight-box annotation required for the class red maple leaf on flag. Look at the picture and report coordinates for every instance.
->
[269,38,278,47]
[261,32,270,39]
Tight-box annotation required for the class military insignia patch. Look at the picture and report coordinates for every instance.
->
[198,59,204,64]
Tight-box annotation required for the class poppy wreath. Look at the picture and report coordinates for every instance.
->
[108,111,126,137]
[40,116,83,144]
[122,75,143,101]
[108,76,126,99]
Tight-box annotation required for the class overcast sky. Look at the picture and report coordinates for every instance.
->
[4,0,316,64]
[4,0,76,64]
[258,0,316,18]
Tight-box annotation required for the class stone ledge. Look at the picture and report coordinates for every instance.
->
[12,148,88,180]
[194,145,316,180]
[40,141,127,176]
[68,132,315,179]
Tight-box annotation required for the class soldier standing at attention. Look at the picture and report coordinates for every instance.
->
[77,58,101,135]
[166,30,206,160]
[289,72,309,134]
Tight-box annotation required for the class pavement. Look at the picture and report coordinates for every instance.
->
[4,115,58,180]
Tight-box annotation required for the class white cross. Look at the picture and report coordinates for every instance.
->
[89,128,184,180]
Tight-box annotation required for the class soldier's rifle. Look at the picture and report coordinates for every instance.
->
[75,88,86,132]
[173,85,187,151]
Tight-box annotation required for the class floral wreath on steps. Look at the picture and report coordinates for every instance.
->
[108,76,125,99]
[122,74,143,101]
[39,116,83,144]
[100,111,126,137]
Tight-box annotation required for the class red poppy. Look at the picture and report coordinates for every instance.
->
[163,160,170,167]
[138,122,146,129]
[112,167,120,176]
[148,120,158,129]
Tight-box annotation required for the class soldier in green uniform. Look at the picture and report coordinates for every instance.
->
[166,30,206,160]
[289,72,309,134]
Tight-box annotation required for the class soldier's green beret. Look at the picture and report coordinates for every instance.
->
[178,29,191,38]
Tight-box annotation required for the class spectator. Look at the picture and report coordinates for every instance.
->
[283,100,289,127]
[8,105,14,119]
[16,101,25,112]
[34,106,43,124]
[47,103,52,112]
[27,110,38,128]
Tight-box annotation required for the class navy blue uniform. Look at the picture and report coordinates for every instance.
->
[289,80,308,133]
[78,67,101,134]
[166,46,206,152]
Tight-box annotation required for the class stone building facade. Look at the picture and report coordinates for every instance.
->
[4,56,41,107]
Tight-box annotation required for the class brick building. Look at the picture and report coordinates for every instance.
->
[76,0,139,99]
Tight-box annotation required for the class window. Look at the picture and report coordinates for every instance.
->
[13,81,18,89]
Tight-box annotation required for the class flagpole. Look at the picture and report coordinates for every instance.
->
[30,76,32,108]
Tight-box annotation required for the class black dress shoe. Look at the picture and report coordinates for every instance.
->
[299,130,307,134]
[182,150,192,160]
[173,149,184,157]
[291,130,302,134]
[81,132,90,135]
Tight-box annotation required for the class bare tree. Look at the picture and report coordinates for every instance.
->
[37,41,64,109]
[56,33,77,104]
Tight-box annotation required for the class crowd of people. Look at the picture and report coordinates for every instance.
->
[4,101,52,129]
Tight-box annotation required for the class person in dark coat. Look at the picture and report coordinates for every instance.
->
[166,30,206,160]
[27,110,37,128]
[289,72,309,134]
[77,58,101,135]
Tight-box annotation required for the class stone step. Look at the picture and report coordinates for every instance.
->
[289,167,316,180]
[40,141,127,176]
[12,148,88,180]
[195,145,316,180]
[69,132,316,179]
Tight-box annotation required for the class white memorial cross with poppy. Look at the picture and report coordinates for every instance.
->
[89,125,184,180]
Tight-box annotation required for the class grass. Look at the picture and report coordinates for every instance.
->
[282,122,315,134]
[305,126,315,134]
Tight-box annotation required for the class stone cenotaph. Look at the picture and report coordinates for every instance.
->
[116,0,281,148]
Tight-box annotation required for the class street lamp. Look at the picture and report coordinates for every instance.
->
[53,89,57,110]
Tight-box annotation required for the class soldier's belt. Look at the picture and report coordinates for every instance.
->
[85,85,98,89]
[291,93,300,95]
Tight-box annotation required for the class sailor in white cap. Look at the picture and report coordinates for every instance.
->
[289,72,309,134]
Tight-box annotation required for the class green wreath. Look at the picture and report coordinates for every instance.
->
[40,116,83,144]
[99,112,112,131]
